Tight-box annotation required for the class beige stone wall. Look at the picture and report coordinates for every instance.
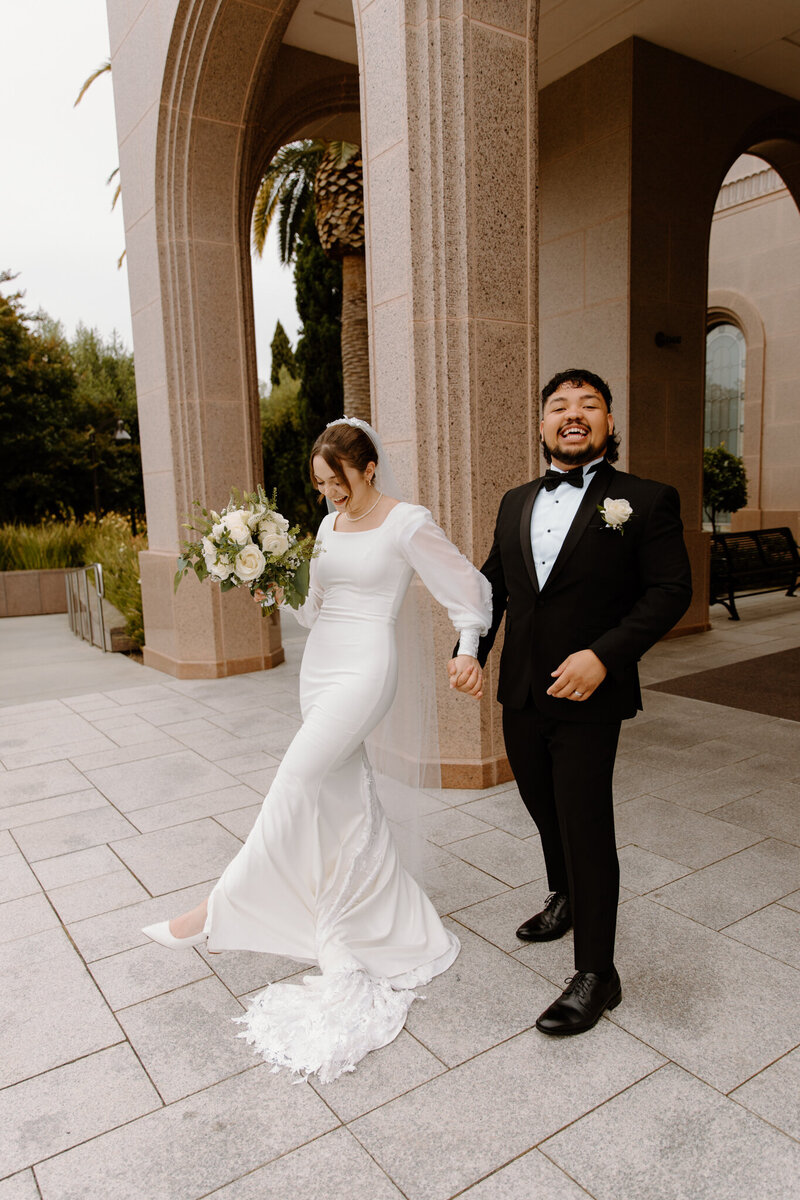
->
[708,169,800,538]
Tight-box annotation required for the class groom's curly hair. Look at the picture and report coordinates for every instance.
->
[540,368,621,464]
[309,423,379,502]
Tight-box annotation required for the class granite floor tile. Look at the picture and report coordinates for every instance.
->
[0,788,107,833]
[32,844,121,890]
[310,1030,446,1122]
[0,1172,39,1200]
[0,1044,161,1179]
[102,683,177,706]
[0,699,70,724]
[209,708,301,747]
[730,1047,800,1141]
[459,1150,591,1199]
[448,828,545,887]
[422,783,516,808]
[155,719,274,763]
[126,783,263,834]
[0,761,90,807]
[712,782,800,846]
[159,676,271,713]
[457,791,537,839]
[83,750,238,813]
[11,803,137,861]
[723,902,800,968]
[1,738,113,772]
[0,714,96,756]
[0,829,15,855]
[404,923,546,1066]
[0,849,41,902]
[47,868,151,923]
[89,940,213,1009]
[610,756,684,804]
[68,738,184,772]
[651,839,800,929]
[91,712,157,734]
[116,977,252,1102]
[617,843,691,894]
[213,804,260,841]
[33,1066,337,1200]
[0,926,123,1088]
[613,795,762,868]
[609,898,800,1091]
[543,1063,800,1200]
[425,859,508,916]
[778,887,800,911]
[416,808,494,846]
[110,818,242,895]
[67,882,211,962]
[206,1127,402,1199]
[236,767,278,795]
[452,880,561,953]
[229,752,281,777]
[374,775,447,822]
[0,892,59,943]
[351,1025,664,1200]
[197,946,304,996]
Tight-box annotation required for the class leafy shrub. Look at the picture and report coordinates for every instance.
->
[0,515,147,648]
[703,445,748,533]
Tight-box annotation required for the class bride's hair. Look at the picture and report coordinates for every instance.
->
[309,423,378,500]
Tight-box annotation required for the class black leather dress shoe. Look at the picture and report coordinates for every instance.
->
[535,968,622,1035]
[516,892,572,942]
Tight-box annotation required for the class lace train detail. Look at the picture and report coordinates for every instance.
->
[236,969,416,1083]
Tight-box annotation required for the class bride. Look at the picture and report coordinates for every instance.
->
[143,417,491,1081]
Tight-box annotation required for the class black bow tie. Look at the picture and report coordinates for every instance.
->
[543,466,585,492]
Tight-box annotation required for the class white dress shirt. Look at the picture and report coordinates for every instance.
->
[530,457,605,588]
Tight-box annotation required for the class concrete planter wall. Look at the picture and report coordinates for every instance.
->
[0,569,68,617]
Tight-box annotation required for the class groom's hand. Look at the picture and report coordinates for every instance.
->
[448,655,483,699]
[547,649,607,701]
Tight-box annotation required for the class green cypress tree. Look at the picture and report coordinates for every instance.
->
[269,320,296,386]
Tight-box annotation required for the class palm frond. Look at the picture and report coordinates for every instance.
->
[252,140,325,260]
[74,59,111,107]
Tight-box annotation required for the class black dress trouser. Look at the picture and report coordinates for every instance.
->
[502,701,621,973]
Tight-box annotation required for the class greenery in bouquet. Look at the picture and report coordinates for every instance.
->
[174,486,317,614]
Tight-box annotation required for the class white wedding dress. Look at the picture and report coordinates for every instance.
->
[205,501,491,1081]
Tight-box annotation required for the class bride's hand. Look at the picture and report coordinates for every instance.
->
[448,655,483,699]
[254,584,284,606]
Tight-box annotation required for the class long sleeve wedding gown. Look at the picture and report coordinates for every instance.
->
[205,501,492,1082]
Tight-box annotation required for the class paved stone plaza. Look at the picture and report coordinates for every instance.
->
[1,597,799,1199]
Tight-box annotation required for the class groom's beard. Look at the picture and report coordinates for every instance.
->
[541,430,609,467]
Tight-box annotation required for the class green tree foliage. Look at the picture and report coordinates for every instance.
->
[0,274,80,522]
[703,445,748,533]
[0,272,144,525]
[261,368,311,531]
[269,320,296,386]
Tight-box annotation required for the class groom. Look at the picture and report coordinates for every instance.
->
[450,368,692,1035]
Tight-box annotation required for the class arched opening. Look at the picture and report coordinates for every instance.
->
[707,148,800,535]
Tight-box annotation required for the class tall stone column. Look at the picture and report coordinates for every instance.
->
[354,2,540,785]
[107,0,286,678]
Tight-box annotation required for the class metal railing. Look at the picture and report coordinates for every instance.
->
[65,563,107,651]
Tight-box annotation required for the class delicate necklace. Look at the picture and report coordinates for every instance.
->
[345,490,383,522]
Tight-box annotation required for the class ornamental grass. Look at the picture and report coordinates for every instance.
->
[0,515,147,649]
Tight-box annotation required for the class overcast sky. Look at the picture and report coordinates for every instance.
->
[0,0,300,380]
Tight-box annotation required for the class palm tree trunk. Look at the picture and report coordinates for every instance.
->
[340,254,370,423]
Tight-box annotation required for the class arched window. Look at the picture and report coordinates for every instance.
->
[704,322,745,456]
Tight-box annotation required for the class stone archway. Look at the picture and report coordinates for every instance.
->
[111,0,358,677]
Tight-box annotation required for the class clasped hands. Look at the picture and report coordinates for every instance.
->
[448,648,607,703]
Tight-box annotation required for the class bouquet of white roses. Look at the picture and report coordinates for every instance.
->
[174,485,316,615]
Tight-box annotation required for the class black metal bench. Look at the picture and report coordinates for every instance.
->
[710,527,799,620]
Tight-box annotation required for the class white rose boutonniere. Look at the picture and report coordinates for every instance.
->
[598,497,633,534]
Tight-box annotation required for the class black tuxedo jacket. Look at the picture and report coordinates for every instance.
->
[476,460,692,721]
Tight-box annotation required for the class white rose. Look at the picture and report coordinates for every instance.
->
[208,559,234,580]
[258,513,279,533]
[602,497,633,527]
[201,535,217,567]
[261,530,291,556]
[221,510,251,545]
[272,511,290,533]
[246,505,266,530]
[234,543,266,582]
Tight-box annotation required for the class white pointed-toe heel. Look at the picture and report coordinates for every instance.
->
[141,921,207,949]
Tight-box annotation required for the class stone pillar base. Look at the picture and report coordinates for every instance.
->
[441,756,514,790]
[142,643,285,679]
[670,530,711,635]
